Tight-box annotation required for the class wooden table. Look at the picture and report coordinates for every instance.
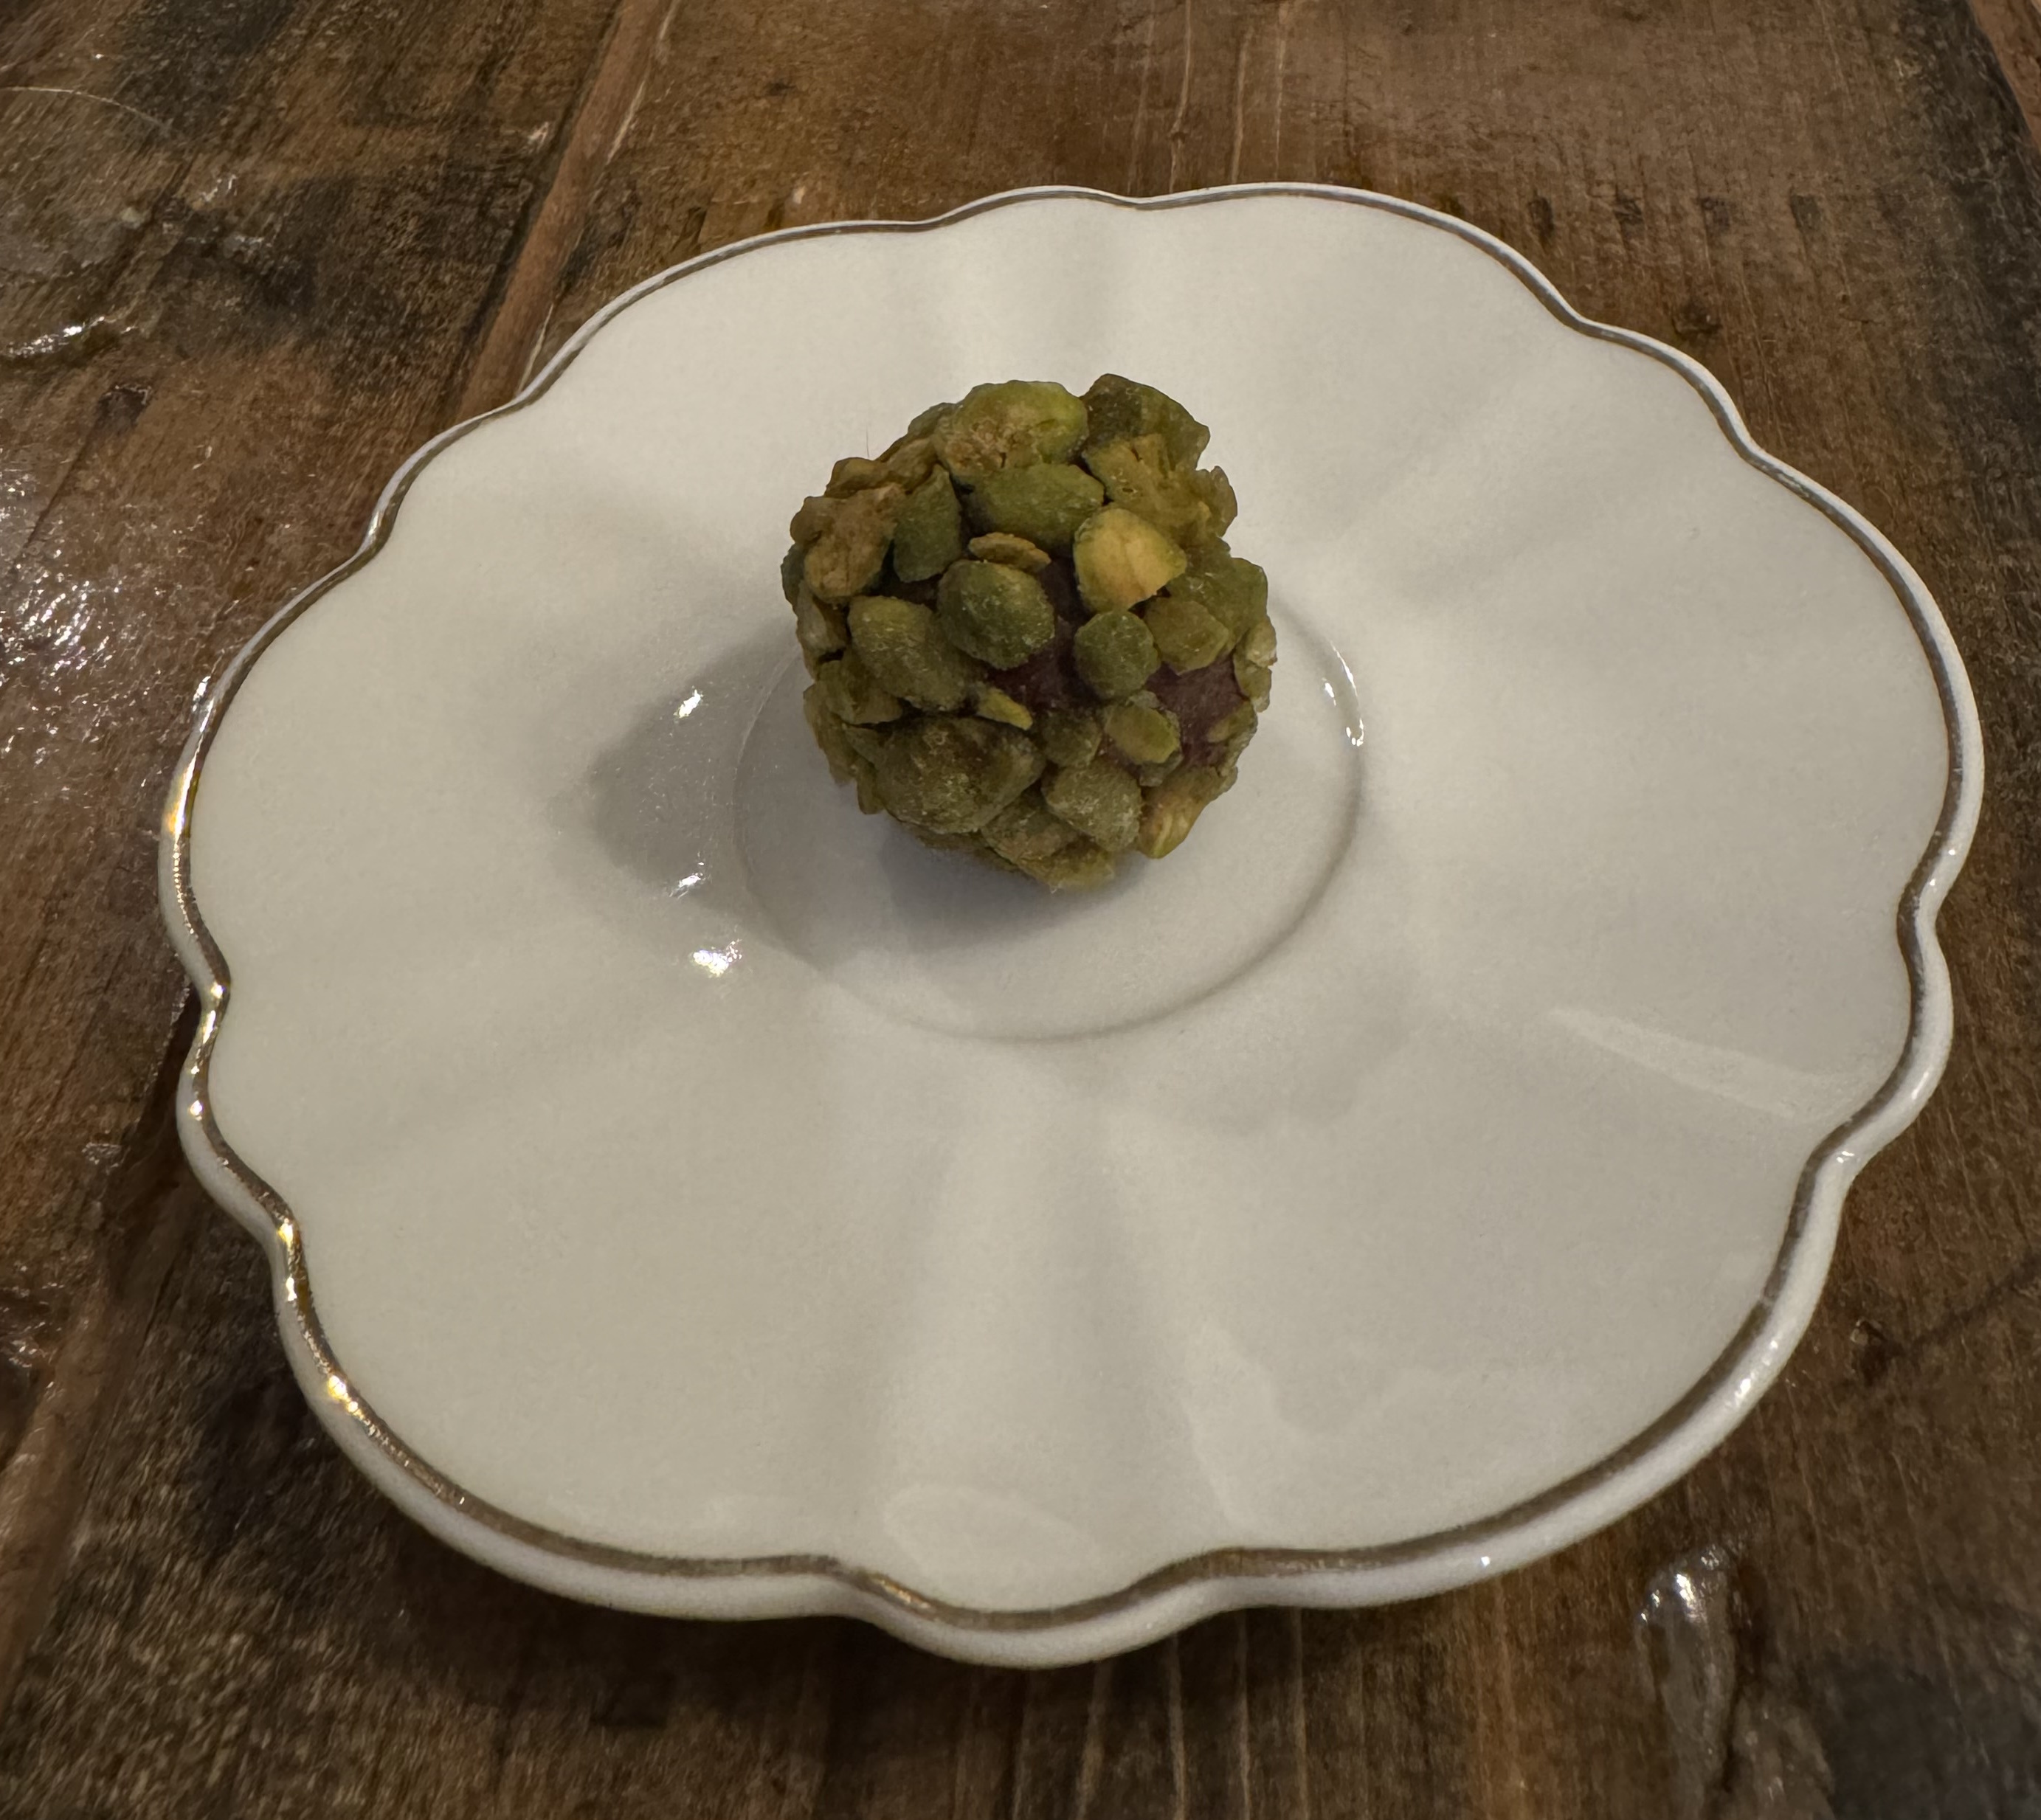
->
[4,0,2040,1811]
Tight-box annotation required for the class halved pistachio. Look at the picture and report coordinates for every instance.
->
[984,792,1116,890]
[1218,722,1255,786]
[904,399,955,440]
[1073,609,1159,700]
[1205,699,1257,747]
[915,828,987,853]
[1082,436,1216,548]
[936,559,1057,667]
[1141,593,1232,674]
[973,684,1035,729]
[801,482,909,603]
[1043,760,1143,852]
[1073,505,1188,614]
[967,531,1053,572]
[788,494,835,545]
[1102,696,1181,765]
[984,789,1077,867]
[1029,836,1116,890]
[840,722,892,764]
[851,752,884,814]
[932,381,1088,482]
[1037,707,1102,769]
[881,435,940,491]
[1167,550,1271,643]
[1237,613,1278,667]
[802,683,857,783]
[847,595,979,711]
[891,468,966,584]
[1191,465,1237,538]
[964,461,1105,552]
[1137,765,1225,858]
[825,454,888,496]
[874,715,1044,833]
[817,650,904,725]
[1233,652,1274,711]
[1082,374,1210,468]
[793,589,849,673]
[827,432,936,496]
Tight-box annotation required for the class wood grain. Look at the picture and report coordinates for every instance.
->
[4,0,2041,1813]
[0,0,625,1715]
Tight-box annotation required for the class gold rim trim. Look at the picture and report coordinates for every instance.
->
[161,184,1980,1637]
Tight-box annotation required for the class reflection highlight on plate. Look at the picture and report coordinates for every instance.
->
[1551,1006,1858,1122]
[689,941,742,978]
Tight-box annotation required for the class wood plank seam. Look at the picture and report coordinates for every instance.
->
[452,0,682,422]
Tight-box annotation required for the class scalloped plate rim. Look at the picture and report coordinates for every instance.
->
[157,181,1983,1668]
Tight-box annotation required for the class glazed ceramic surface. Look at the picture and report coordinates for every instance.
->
[162,186,1978,1667]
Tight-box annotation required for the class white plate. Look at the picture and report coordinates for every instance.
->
[162,186,1980,1667]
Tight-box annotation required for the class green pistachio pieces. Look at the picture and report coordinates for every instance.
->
[826,435,938,497]
[1073,609,1159,700]
[936,559,1057,667]
[1142,592,1233,674]
[825,454,888,496]
[1192,466,1238,539]
[932,381,1088,481]
[903,399,955,440]
[782,376,1280,885]
[1082,373,1211,468]
[798,482,910,603]
[984,789,1077,867]
[874,716,1043,834]
[984,792,1116,890]
[891,469,967,583]
[792,589,849,671]
[1137,765,1224,858]
[1032,840,1118,890]
[840,722,892,764]
[1166,549,1270,641]
[851,753,884,815]
[802,683,857,783]
[964,461,1105,551]
[1233,652,1274,711]
[967,531,1053,571]
[1080,375,1237,549]
[1102,696,1181,766]
[973,684,1035,729]
[847,595,979,712]
[817,650,904,725]
[1037,708,1102,769]
[1043,761,1143,853]
[1206,699,1258,747]
[1073,505,1188,613]
[1082,437,1216,549]
[1237,612,1278,667]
